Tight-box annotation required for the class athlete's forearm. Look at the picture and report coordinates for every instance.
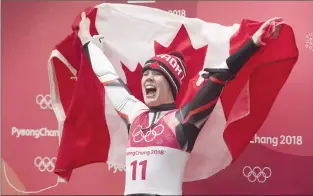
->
[83,41,119,84]
[176,72,226,127]
[83,41,147,125]
[177,38,259,126]
[226,38,259,74]
[175,39,259,151]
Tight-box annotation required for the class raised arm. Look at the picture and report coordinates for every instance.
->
[78,12,148,128]
[177,38,259,125]
[174,17,284,151]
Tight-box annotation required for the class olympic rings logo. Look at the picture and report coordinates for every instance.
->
[243,166,272,183]
[34,156,56,172]
[36,94,52,110]
[132,125,164,143]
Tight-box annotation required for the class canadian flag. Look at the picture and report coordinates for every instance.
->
[48,3,298,181]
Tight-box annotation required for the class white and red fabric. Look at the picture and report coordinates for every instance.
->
[47,3,298,182]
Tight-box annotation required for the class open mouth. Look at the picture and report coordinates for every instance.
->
[145,85,157,97]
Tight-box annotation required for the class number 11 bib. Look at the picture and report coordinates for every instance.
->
[124,111,189,195]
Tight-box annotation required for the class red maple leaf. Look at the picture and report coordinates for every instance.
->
[121,62,144,102]
[153,25,208,107]
[123,24,208,107]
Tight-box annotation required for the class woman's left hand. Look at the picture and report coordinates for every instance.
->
[252,17,284,46]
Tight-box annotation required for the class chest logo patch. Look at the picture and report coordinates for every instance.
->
[132,124,165,143]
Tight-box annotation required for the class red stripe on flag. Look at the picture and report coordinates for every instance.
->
[222,20,298,160]
[54,7,111,181]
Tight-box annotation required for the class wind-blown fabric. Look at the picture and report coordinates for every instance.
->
[47,3,298,181]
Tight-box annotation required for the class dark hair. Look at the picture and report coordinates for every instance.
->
[169,51,185,61]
